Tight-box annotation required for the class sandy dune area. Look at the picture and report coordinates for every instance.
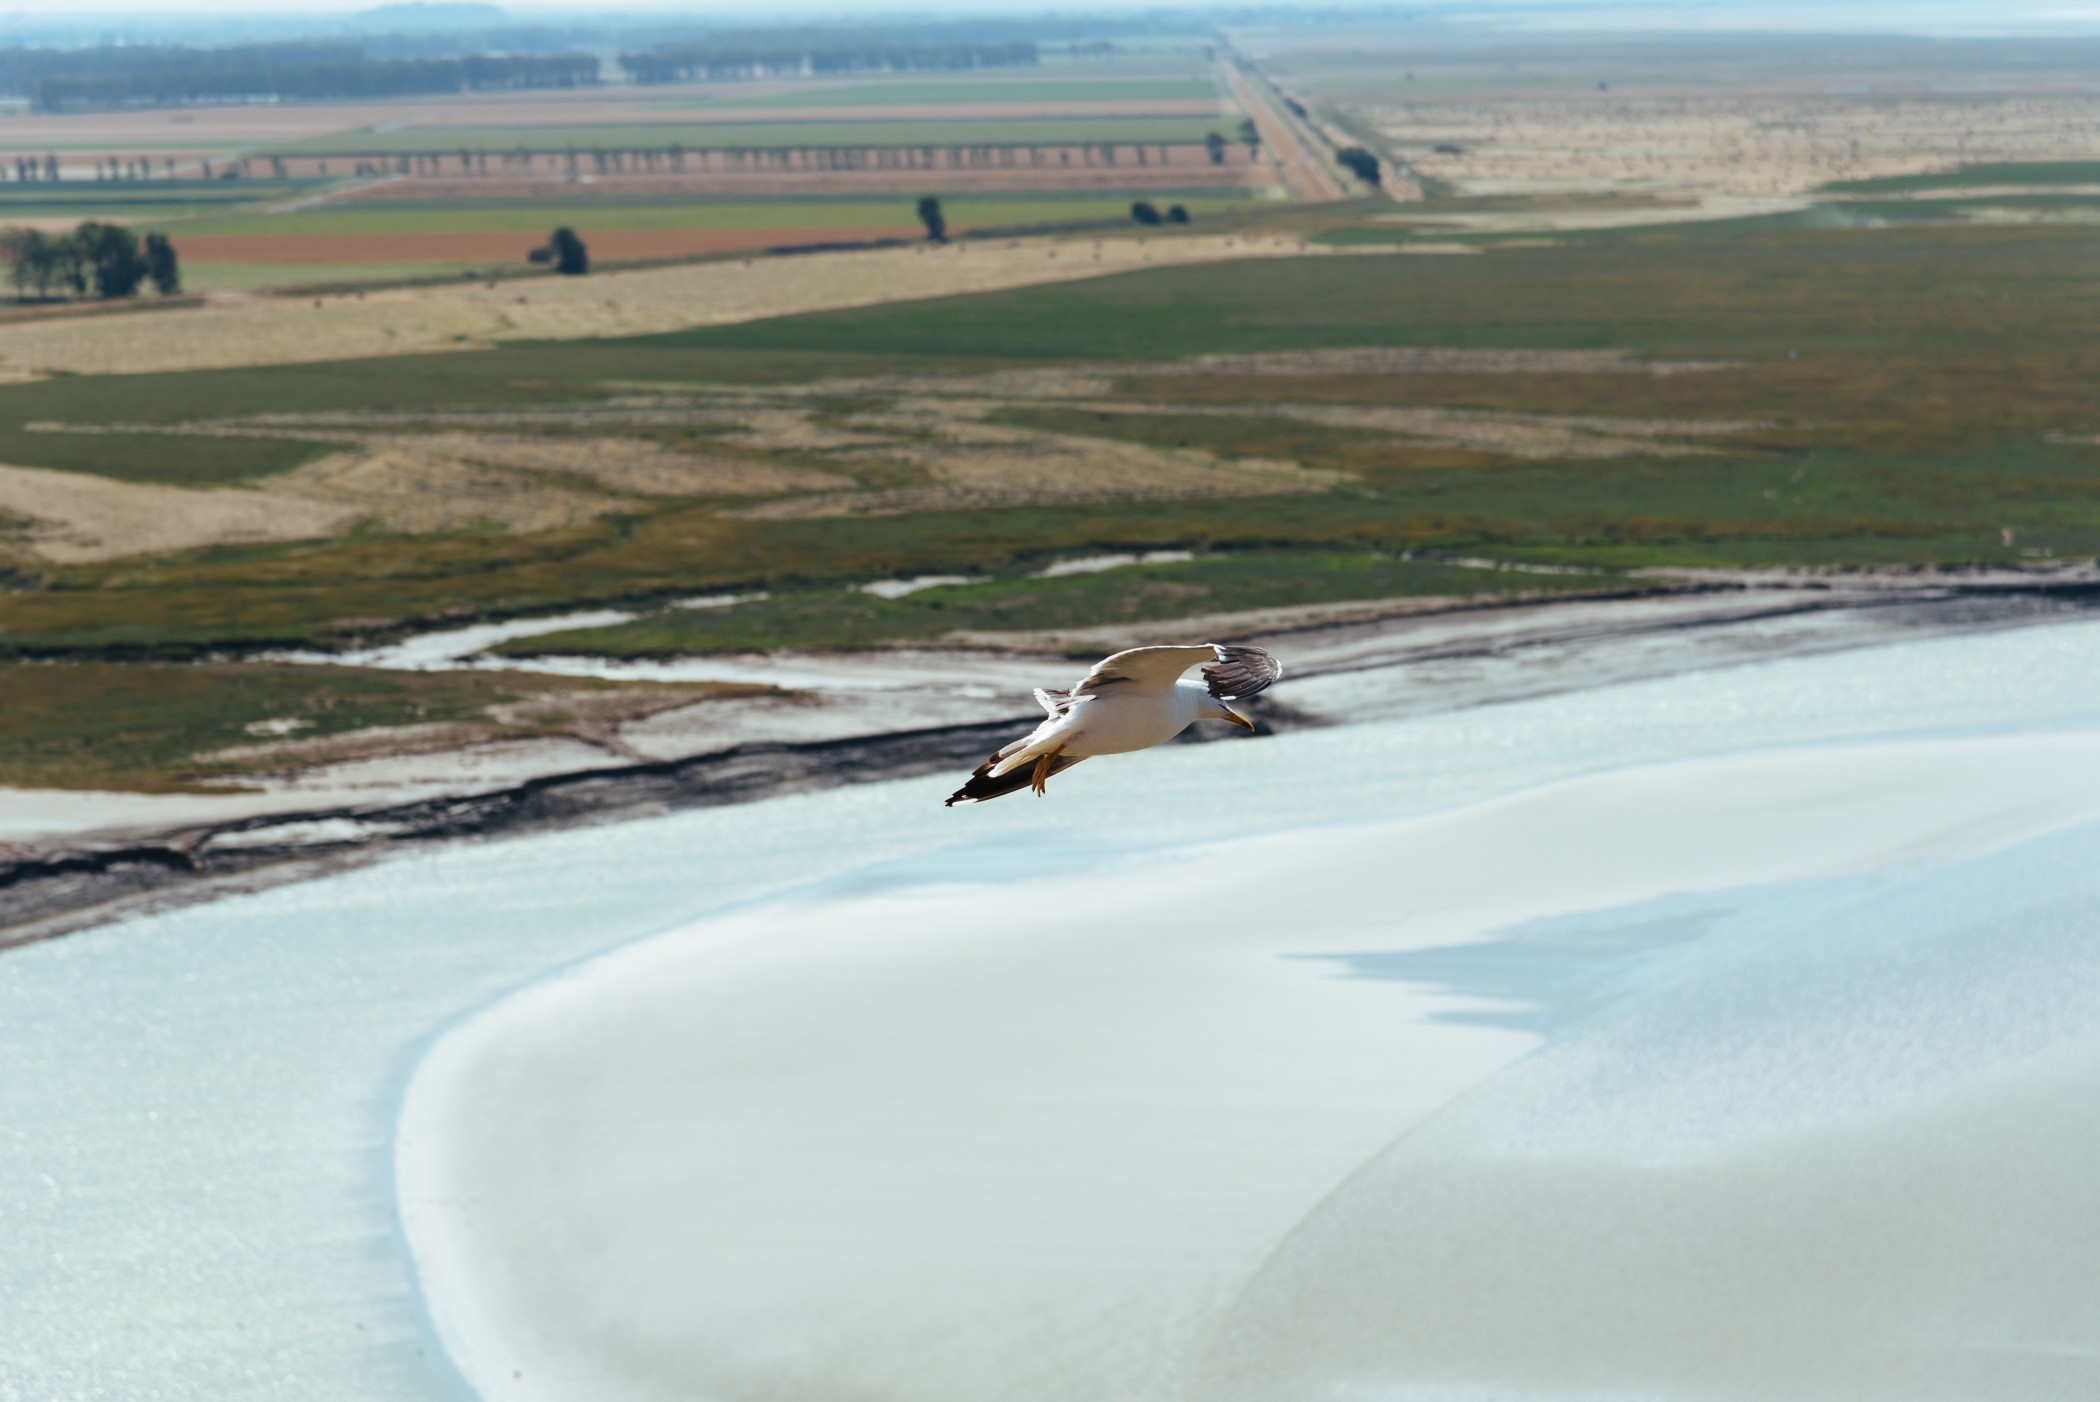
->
[0,461,362,562]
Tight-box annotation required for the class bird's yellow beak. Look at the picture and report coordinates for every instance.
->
[1223,708,1256,731]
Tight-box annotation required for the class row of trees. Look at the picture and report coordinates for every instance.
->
[1204,121,1263,165]
[1,224,179,301]
[620,39,1035,84]
[914,196,1191,241]
[0,43,598,112]
[332,141,1220,179]
[3,138,1230,185]
[5,154,280,182]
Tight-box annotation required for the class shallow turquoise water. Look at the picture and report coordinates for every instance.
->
[5,616,2100,1402]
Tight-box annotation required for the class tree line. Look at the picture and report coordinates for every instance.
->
[336,141,1207,176]
[0,42,598,112]
[0,223,179,300]
[620,39,1035,84]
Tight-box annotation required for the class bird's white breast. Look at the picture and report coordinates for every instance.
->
[1062,683,1208,757]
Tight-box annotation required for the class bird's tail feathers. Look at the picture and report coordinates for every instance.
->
[945,753,1084,806]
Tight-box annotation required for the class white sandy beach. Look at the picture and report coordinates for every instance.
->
[397,724,2100,1402]
[15,617,2100,1402]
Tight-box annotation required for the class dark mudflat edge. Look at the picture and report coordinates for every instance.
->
[6,576,2100,950]
[0,718,1035,951]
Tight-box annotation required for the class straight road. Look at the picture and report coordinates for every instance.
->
[1219,55,1350,203]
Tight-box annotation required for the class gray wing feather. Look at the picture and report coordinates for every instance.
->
[1202,645,1283,701]
[1071,644,1222,698]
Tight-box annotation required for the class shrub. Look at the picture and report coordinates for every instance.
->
[917,196,946,242]
[1336,147,1382,185]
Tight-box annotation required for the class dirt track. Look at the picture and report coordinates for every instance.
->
[174,227,916,265]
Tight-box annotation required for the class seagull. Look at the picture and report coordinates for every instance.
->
[945,644,1283,805]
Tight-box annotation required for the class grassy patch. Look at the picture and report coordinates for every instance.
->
[0,661,736,791]
[273,116,1224,156]
[703,77,1224,108]
[176,260,487,293]
[168,193,1261,240]
[3,221,2100,657]
[642,224,2100,362]
[0,430,335,485]
[498,551,1626,657]
[1824,161,2100,195]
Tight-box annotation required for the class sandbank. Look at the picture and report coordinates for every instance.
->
[399,723,2100,1401]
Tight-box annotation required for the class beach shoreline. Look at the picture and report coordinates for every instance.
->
[397,720,2100,1402]
[7,567,2098,948]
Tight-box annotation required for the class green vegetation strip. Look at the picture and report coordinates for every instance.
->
[1824,161,2100,195]
[168,194,1260,240]
[496,553,1624,658]
[700,77,1223,108]
[6,223,2100,660]
[0,661,722,791]
[274,117,1225,156]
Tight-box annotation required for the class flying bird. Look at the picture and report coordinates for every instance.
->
[945,643,1283,805]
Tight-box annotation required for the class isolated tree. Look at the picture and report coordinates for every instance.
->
[917,195,946,243]
[143,232,180,294]
[1336,146,1382,185]
[1204,131,1227,165]
[546,226,588,275]
[1129,200,1162,226]
[1166,204,1189,224]
[1239,117,1261,158]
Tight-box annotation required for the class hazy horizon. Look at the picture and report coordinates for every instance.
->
[0,0,2095,38]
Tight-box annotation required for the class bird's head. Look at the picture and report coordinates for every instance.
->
[1204,696,1257,731]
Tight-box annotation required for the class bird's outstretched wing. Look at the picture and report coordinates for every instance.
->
[1069,644,1225,698]
[1068,643,1284,701]
[1202,644,1283,701]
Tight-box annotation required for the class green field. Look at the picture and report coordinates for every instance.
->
[697,77,1224,108]
[4,219,2099,664]
[0,661,743,790]
[14,34,2100,795]
[165,193,1265,240]
[1313,193,2100,249]
[177,260,486,291]
[1825,161,2100,195]
[498,552,1628,658]
[273,116,1228,157]
[0,183,304,217]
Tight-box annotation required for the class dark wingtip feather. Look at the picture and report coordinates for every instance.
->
[945,754,1078,806]
[1204,644,1284,701]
